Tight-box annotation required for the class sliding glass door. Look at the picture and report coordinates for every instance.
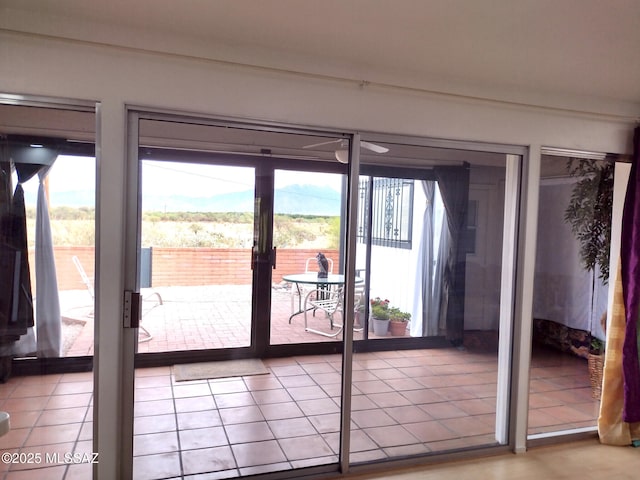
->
[122,112,525,478]
[131,119,350,360]
[0,100,97,480]
[137,159,256,353]
[528,151,613,439]
[127,114,352,478]
[270,168,346,345]
[349,138,522,462]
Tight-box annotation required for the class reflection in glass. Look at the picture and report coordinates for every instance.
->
[271,169,346,345]
[529,154,612,437]
[351,145,513,462]
[2,146,96,360]
[0,103,96,479]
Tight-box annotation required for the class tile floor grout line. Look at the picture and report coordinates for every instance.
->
[215,375,250,479]
[170,372,187,480]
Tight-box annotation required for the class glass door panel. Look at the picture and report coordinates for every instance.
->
[137,160,255,353]
[20,153,97,357]
[0,102,96,479]
[131,117,349,479]
[528,153,612,438]
[355,173,449,342]
[270,168,346,345]
[351,140,517,463]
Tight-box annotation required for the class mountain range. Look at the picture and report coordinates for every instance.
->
[37,184,342,216]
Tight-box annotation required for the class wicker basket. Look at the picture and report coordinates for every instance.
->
[588,353,604,400]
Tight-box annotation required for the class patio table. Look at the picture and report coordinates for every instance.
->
[283,273,363,337]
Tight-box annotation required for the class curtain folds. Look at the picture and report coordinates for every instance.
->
[434,209,450,332]
[434,163,470,345]
[411,181,435,337]
[599,126,640,443]
[0,140,61,368]
[598,262,640,443]
[35,166,61,357]
[0,145,21,356]
[620,126,640,422]
[0,163,38,348]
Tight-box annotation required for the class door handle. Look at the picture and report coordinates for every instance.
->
[251,245,256,270]
[123,290,141,329]
[251,245,276,269]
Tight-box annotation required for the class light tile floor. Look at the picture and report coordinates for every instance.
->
[0,344,599,479]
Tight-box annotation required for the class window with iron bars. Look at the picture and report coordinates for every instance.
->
[358,177,414,249]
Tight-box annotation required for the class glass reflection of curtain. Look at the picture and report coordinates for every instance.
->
[36,165,61,357]
[534,178,597,331]
[411,181,435,337]
[0,162,41,361]
[12,162,61,358]
[599,126,640,444]
[434,163,470,346]
[1,141,60,367]
[434,207,450,332]
[0,144,18,380]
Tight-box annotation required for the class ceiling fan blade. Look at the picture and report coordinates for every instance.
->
[361,140,389,154]
[303,138,388,154]
[302,139,343,149]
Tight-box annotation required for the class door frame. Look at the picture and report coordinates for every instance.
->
[125,112,353,369]
[121,109,360,478]
[121,108,528,478]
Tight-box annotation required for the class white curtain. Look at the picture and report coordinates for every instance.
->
[534,178,607,333]
[411,182,448,337]
[35,165,61,357]
[13,164,62,357]
[411,181,434,336]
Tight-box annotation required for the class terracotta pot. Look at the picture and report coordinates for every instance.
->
[389,320,407,336]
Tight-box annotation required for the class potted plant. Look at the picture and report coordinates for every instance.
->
[370,297,389,309]
[370,297,390,336]
[564,158,613,398]
[388,307,411,336]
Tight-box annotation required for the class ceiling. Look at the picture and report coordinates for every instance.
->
[2,0,640,112]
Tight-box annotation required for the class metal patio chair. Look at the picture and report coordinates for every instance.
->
[72,255,159,342]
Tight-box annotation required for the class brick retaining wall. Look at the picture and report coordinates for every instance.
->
[32,247,340,291]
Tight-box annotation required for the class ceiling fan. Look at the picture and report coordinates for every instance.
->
[302,139,389,163]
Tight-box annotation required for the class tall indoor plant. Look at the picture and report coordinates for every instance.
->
[564,158,613,284]
[564,158,613,399]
